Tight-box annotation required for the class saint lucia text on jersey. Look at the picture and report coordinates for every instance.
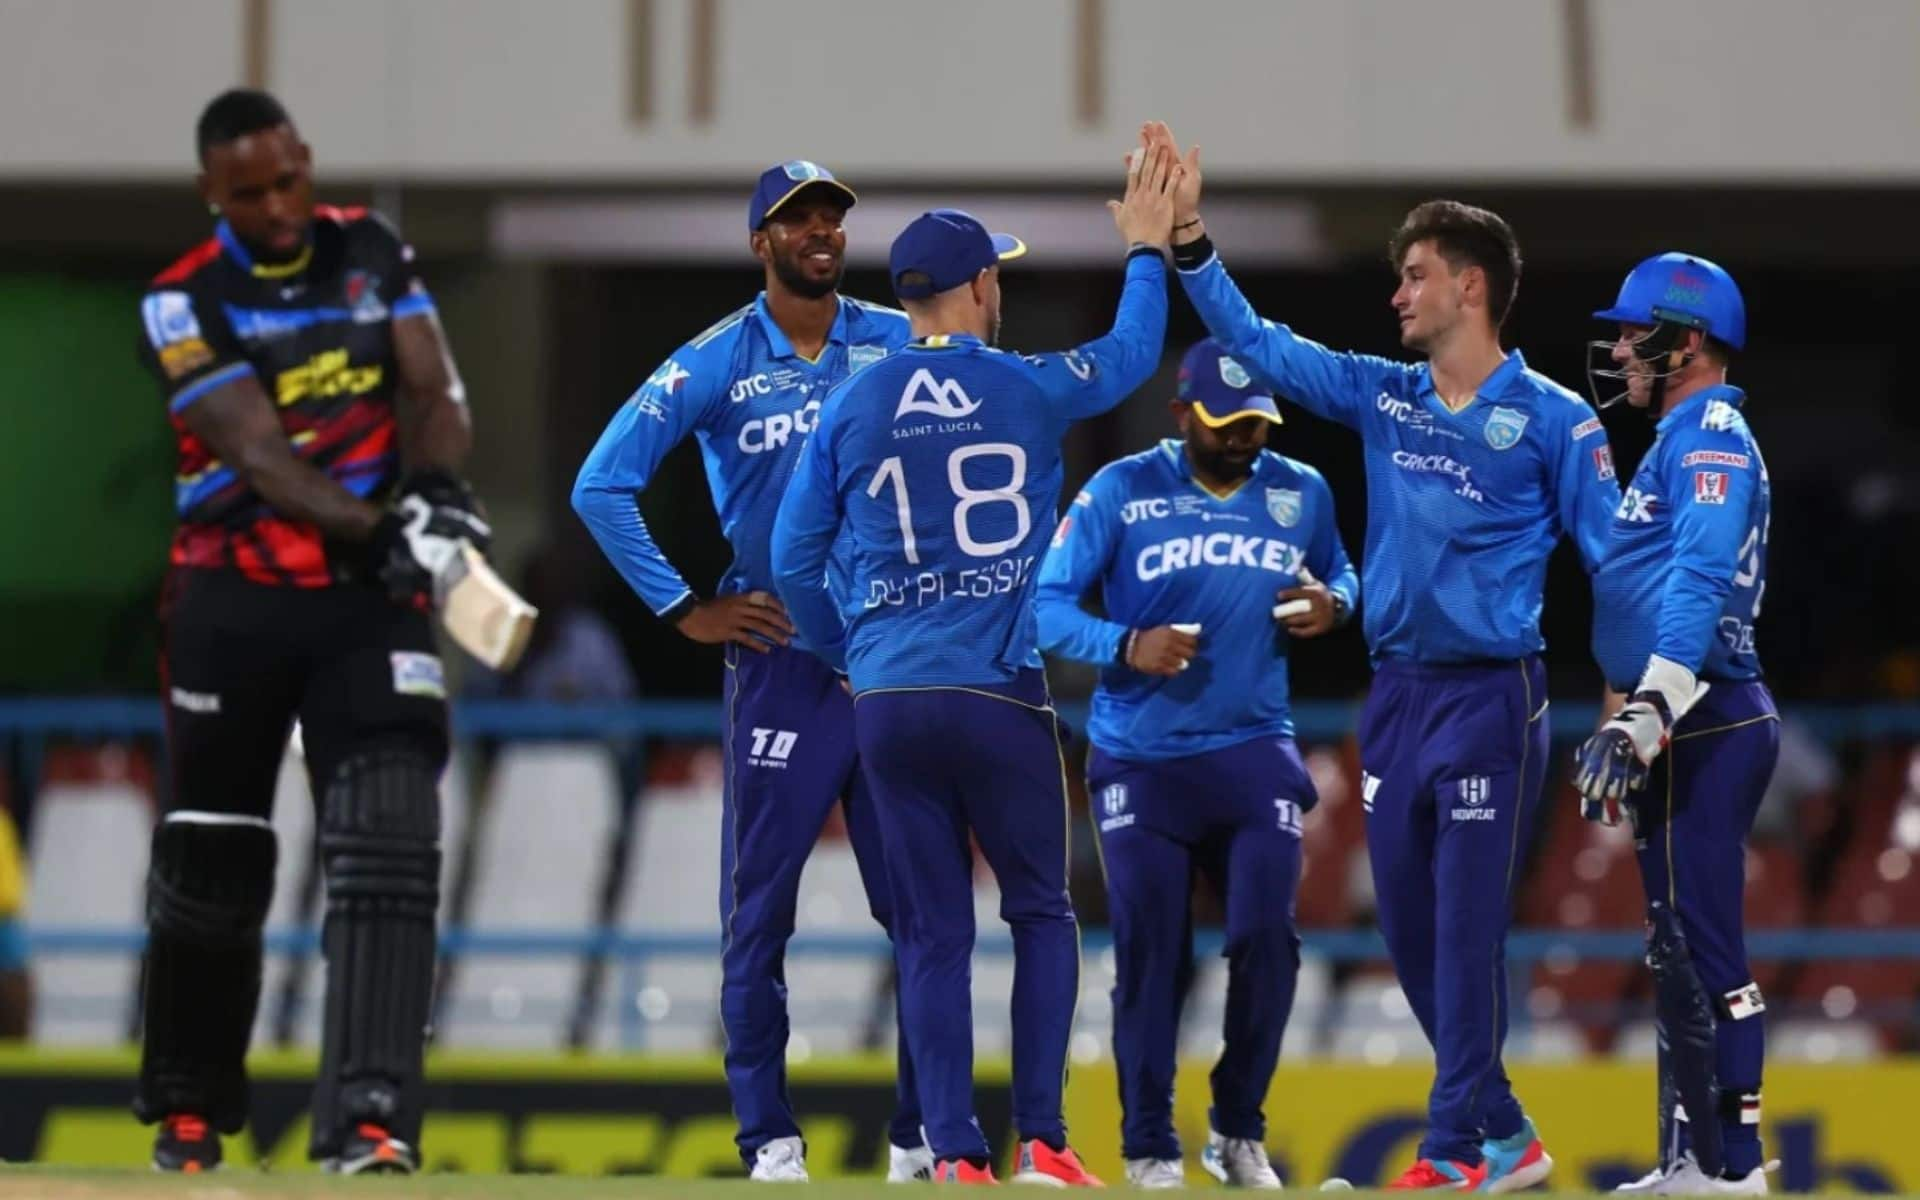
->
[865,554,1036,609]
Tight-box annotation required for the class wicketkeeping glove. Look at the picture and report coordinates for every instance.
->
[1573,656,1710,825]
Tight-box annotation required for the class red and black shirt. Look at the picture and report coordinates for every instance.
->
[138,206,433,586]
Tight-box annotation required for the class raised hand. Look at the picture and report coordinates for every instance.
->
[1107,142,1181,251]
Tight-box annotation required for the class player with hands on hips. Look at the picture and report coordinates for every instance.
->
[1036,338,1356,1190]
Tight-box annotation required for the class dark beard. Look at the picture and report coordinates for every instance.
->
[1191,444,1256,483]
[772,252,842,299]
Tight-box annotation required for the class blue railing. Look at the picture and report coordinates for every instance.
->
[4,696,1920,744]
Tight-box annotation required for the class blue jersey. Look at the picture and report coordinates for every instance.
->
[771,249,1169,691]
[1591,386,1769,689]
[1036,440,1357,759]
[571,293,911,646]
[1178,252,1619,665]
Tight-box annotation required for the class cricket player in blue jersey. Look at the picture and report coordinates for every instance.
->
[1142,121,1621,1191]
[572,161,928,1183]
[1575,254,1777,1196]
[770,147,1181,1186]
[1035,338,1358,1190]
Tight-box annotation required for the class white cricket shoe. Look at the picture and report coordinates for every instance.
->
[1202,1129,1284,1188]
[1616,1163,1677,1192]
[1622,1154,1772,1195]
[1125,1157,1187,1189]
[888,1140,935,1182]
[750,1136,809,1182]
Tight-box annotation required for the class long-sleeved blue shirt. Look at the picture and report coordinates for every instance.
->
[571,293,910,648]
[1178,251,1619,665]
[1036,440,1356,759]
[1591,385,1769,689]
[771,249,1169,690]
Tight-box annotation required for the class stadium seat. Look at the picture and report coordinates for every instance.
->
[783,836,891,1056]
[27,772,152,1044]
[1769,1017,1882,1062]
[1742,841,1807,997]
[602,781,724,1052]
[1327,971,1430,1063]
[440,743,619,1048]
[1790,842,1920,1049]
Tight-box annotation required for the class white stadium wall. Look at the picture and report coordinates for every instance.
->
[1,0,1917,182]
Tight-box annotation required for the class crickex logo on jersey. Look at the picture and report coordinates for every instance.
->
[1136,532,1305,582]
[737,399,821,454]
[1618,485,1659,523]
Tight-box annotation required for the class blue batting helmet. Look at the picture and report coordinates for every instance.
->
[1593,252,1746,351]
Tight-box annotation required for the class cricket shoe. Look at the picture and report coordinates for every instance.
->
[1202,1129,1283,1188]
[935,1156,1000,1184]
[749,1136,809,1182]
[151,1113,221,1173]
[1479,1117,1553,1192]
[1124,1157,1186,1189]
[325,1123,418,1174]
[1388,1158,1490,1190]
[1011,1138,1105,1186]
[890,1140,936,1182]
[1627,1154,1774,1195]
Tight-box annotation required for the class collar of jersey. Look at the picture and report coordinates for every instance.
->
[1656,383,1747,435]
[215,218,313,279]
[1414,348,1527,411]
[907,332,985,351]
[752,292,850,363]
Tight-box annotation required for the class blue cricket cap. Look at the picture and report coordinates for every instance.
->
[1177,338,1282,426]
[889,209,1027,300]
[1594,251,1746,351]
[748,160,857,231]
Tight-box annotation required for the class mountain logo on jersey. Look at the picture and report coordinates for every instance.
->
[894,368,982,420]
[1219,356,1251,388]
[1266,487,1303,528]
[1484,405,1529,450]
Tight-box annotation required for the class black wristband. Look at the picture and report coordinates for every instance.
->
[1171,234,1215,272]
[1124,243,1163,264]
[660,593,700,626]
[1173,218,1202,231]
[1117,629,1138,666]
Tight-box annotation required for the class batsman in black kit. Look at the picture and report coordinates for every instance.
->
[133,89,485,1174]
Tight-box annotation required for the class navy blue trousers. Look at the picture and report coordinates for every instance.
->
[720,644,920,1164]
[855,671,1080,1163]
[1359,657,1549,1165]
[1632,680,1779,1176]
[1087,735,1310,1162]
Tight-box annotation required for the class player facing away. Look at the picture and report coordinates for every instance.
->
[1035,339,1357,1190]
[770,148,1181,1185]
[136,90,490,1174]
[572,162,928,1182]
[1141,121,1622,1190]
[1574,255,1778,1196]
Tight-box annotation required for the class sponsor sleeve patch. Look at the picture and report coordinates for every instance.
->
[1692,470,1729,505]
[1571,416,1604,440]
[390,651,446,698]
[1681,449,1751,469]
[1592,444,1616,481]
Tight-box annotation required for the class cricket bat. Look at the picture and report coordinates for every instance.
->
[439,543,539,671]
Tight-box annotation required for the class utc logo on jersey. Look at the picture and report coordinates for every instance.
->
[895,369,982,420]
[1265,487,1302,528]
[1484,406,1529,450]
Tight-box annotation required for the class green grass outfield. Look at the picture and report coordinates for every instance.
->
[18,1173,1911,1200]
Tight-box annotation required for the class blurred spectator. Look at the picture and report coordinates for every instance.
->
[1755,715,1840,838]
[466,541,639,704]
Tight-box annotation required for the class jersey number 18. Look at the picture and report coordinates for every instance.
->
[866,444,1030,564]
